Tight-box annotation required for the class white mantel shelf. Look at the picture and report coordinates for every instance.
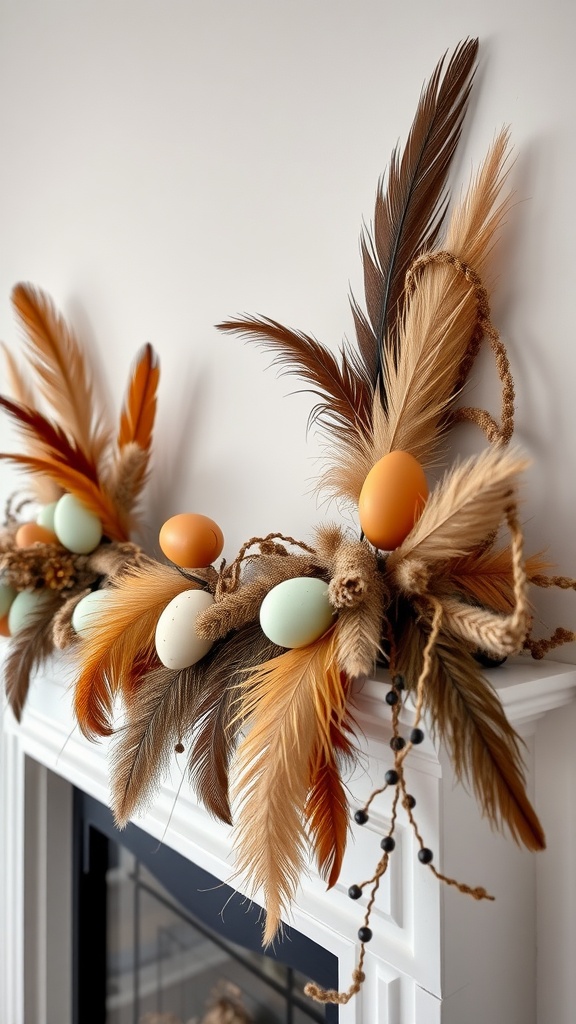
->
[2,651,576,1024]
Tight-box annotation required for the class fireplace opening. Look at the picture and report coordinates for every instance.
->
[73,789,339,1024]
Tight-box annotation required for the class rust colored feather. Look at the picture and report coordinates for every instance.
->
[10,282,109,462]
[0,451,130,543]
[353,37,479,389]
[395,615,545,851]
[73,559,198,739]
[305,744,350,889]
[117,342,160,451]
[0,395,100,481]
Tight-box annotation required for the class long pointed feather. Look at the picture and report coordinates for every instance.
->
[218,316,373,445]
[110,663,201,827]
[230,628,347,945]
[0,395,100,481]
[117,342,160,451]
[187,623,284,824]
[355,37,479,386]
[11,282,110,462]
[395,616,545,850]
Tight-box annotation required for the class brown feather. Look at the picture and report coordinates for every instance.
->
[0,395,101,481]
[10,282,109,463]
[217,315,373,449]
[110,662,201,827]
[4,591,63,721]
[230,627,348,945]
[352,37,479,387]
[73,559,198,739]
[187,623,284,824]
[117,342,160,451]
[395,614,545,850]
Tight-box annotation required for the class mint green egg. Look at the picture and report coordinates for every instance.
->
[0,583,17,617]
[259,576,335,649]
[71,589,110,636]
[36,501,58,531]
[53,494,102,554]
[8,589,52,635]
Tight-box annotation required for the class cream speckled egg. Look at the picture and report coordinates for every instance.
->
[259,576,335,649]
[71,590,111,637]
[53,494,103,554]
[8,589,53,635]
[154,589,215,670]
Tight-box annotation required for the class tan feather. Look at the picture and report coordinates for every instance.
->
[230,627,347,945]
[10,282,110,463]
[395,615,545,850]
[388,446,530,572]
[73,559,199,739]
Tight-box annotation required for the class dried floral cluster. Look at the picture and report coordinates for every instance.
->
[4,38,576,1009]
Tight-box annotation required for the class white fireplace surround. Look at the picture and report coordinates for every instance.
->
[1,651,576,1024]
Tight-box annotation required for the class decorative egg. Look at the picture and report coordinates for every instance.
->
[53,493,103,554]
[15,522,59,548]
[71,589,111,637]
[154,589,215,670]
[159,513,224,568]
[259,576,335,649]
[358,450,428,550]
[0,583,17,617]
[8,589,52,635]
[36,501,58,531]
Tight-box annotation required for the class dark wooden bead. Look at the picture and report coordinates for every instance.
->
[418,847,433,864]
[358,926,373,943]
[385,769,399,785]
[380,835,396,852]
[390,736,406,751]
[410,728,424,744]
[354,808,369,825]
[348,884,363,900]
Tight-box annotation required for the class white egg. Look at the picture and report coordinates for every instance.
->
[71,589,111,636]
[36,501,58,531]
[8,589,53,635]
[154,589,215,670]
[53,493,103,554]
[259,576,335,649]
[0,583,17,617]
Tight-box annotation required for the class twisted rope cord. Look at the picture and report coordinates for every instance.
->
[215,532,317,598]
[405,250,515,446]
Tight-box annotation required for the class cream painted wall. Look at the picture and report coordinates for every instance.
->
[0,1,575,656]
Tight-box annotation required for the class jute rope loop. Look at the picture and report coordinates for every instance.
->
[405,250,516,446]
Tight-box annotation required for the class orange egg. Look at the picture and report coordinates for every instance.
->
[15,522,59,548]
[159,513,224,568]
[0,614,11,637]
[358,450,428,550]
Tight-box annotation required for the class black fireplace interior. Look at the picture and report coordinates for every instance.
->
[73,789,339,1024]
